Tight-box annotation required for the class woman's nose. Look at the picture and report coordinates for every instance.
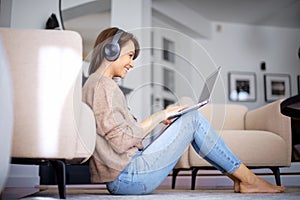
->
[129,60,134,68]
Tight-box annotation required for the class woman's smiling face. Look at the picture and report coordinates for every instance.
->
[109,40,136,78]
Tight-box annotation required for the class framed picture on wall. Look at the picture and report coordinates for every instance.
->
[228,71,256,102]
[264,74,291,102]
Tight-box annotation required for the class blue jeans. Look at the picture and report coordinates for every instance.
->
[106,110,241,195]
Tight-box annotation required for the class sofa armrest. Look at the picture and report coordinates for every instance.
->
[245,99,291,157]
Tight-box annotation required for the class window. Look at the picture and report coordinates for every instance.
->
[163,68,175,92]
[162,38,175,63]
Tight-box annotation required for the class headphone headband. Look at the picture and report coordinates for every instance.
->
[111,29,124,45]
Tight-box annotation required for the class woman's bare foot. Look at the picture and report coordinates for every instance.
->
[240,176,285,193]
[232,164,285,193]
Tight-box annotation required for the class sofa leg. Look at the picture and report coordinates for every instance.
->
[270,167,281,186]
[51,160,66,199]
[172,169,181,189]
[191,168,199,190]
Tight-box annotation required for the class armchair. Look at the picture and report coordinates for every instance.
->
[0,28,96,199]
[172,100,291,190]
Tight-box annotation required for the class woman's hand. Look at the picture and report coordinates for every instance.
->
[162,105,187,125]
[140,105,187,138]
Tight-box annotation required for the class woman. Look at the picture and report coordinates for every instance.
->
[82,27,285,195]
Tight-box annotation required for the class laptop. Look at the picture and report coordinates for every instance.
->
[167,66,221,119]
[142,67,221,150]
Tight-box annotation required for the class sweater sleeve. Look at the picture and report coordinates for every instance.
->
[93,79,144,154]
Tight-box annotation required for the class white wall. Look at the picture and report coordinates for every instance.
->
[153,14,300,110]
[152,17,221,104]
[1,0,62,29]
[111,0,153,120]
[196,22,300,109]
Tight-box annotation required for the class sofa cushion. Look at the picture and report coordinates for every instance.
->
[199,104,248,130]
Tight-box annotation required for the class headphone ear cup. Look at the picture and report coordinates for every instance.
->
[103,43,120,61]
[103,29,124,61]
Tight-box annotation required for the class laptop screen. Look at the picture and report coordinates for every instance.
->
[198,67,221,102]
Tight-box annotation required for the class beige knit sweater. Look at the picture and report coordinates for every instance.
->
[82,73,144,183]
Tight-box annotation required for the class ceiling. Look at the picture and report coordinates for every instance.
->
[173,0,300,29]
